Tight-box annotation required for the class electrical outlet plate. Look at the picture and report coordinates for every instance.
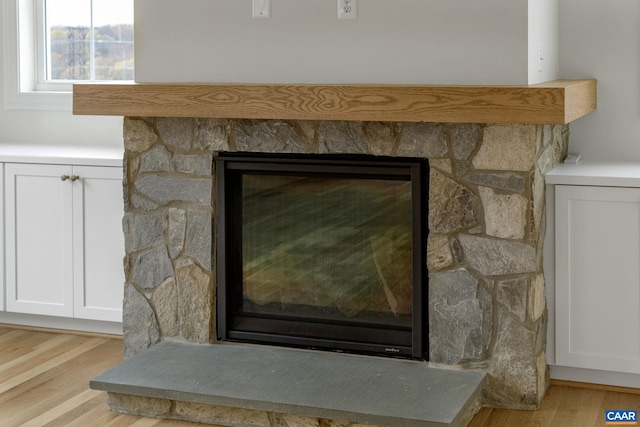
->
[537,43,544,72]
[338,0,357,19]
[253,0,270,18]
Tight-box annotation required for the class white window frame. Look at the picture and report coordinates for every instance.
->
[34,0,76,92]
[3,0,133,111]
[3,0,70,109]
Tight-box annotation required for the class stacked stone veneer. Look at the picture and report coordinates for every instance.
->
[121,117,568,415]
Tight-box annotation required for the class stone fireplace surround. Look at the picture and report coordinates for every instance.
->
[73,79,596,425]
[122,117,567,407]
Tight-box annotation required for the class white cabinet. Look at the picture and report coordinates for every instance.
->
[5,163,124,322]
[555,184,640,374]
[0,164,4,312]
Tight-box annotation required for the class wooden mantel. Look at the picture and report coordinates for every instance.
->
[73,79,596,125]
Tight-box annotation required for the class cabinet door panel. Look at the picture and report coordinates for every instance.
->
[5,164,74,317]
[0,164,4,311]
[72,166,124,322]
[556,185,640,374]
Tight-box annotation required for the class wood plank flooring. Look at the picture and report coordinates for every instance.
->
[0,325,638,427]
[0,326,201,426]
[468,383,640,427]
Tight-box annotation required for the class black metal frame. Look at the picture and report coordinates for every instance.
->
[215,152,428,360]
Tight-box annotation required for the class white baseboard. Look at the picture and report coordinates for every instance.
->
[550,364,640,389]
[0,312,122,336]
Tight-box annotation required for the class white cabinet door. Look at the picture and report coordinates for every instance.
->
[4,163,124,322]
[0,164,4,312]
[5,164,74,317]
[72,166,124,322]
[555,185,640,374]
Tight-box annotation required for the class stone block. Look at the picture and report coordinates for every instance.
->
[123,283,160,358]
[157,117,194,150]
[458,234,538,276]
[541,125,553,150]
[537,141,563,176]
[553,125,569,158]
[194,118,229,151]
[479,187,527,240]
[130,194,158,211]
[235,119,313,153]
[135,174,212,206]
[486,310,540,409]
[123,153,134,209]
[168,208,187,259]
[450,123,480,160]
[362,122,398,156]
[172,401,379,427]
[537,351,549,403]
[535,312,547,356]
[150,278,179,337]
[473,125,537,172]
[295,120,318,144]
[426,234,453,271]
[174,401,271,426]
[531,167,545,245]
[184,210,212,270]
[464,172,526,194]
[429,158,452,174]
[397,122,447,158]
[130,246,174,290]
[124,118,158,153]
[176,260,213,342]
[496,277,528,322]
[123,211,167,253]
[139,145,172,172]
[451,238,464,263]
[429,269,491,364]
[318,121,368,154]
[172,153,213,176]
[108,393,171,417]
[429,170,478,233]
[529,273,546,321]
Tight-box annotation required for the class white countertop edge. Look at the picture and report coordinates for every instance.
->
[546,161,640,187]
[0,144,123,167]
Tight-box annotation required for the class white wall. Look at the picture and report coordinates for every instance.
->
[5,0,637,160]
[0,4,124,148]
[528,0,559,84]
[559,0,640,161]
[135,0,534,85]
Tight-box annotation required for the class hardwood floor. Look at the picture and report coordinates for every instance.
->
[0,325,638,427]
[0,326,201,426]
[469,384,640,427]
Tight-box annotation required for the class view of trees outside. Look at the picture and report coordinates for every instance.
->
[49,24,134,80]
[46,0,133,81]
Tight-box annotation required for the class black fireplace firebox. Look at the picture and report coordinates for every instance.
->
[215,152,428,359]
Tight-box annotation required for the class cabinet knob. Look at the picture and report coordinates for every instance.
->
[61,175,69,181]
[70,175,80,182]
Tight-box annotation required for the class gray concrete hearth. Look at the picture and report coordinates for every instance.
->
[111,117,569,425]
[92,340,486,427]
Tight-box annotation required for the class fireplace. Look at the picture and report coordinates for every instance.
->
[215,153,428,358]
[73,79,596,423]
[119,117,571,410]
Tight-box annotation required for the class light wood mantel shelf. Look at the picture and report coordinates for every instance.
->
[73,79,596,124]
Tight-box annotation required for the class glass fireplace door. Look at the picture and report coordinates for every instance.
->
[216,153,427,359]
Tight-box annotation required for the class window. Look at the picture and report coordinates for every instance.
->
[3,0,134,110]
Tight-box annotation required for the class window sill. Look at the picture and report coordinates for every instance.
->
[5,89,72,111]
